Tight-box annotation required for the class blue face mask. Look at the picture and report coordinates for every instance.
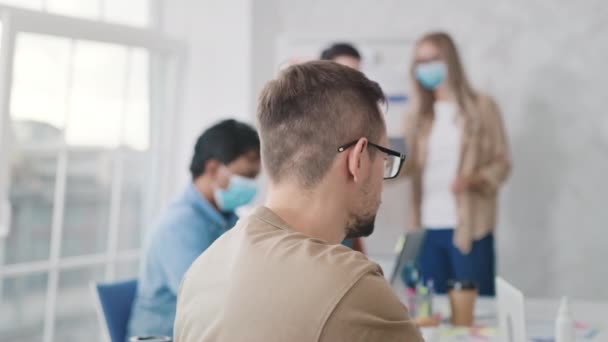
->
[415,61,447,90]
[214,175,258,213]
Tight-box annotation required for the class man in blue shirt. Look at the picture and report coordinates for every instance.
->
[128,119,261,338]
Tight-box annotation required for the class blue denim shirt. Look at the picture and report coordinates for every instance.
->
[128,184,238,339]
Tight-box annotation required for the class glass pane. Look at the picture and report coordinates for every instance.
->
[124,48,150,151]
[61,40,128,257]
[66,40,127,148]
[104,0,149,27]
[54,266,104,341]
[0,273,48,342]
[6,148,57,264]
[11,33,71,132]
[47,0,99,20]
[118,155,146,250]
[118,48,150,251]
[6,33,71,264]
[61,148,112,257]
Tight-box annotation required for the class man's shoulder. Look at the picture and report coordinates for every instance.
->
[313,243,382,278]
[159,201,200,226]
[154,199,212,236]
[338,271,403,313]
[191,212,382,284]
[144,202,208,251]
[320,271,424,342]
[250,214,383,286]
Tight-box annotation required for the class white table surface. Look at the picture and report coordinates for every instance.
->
[412,296,606,341]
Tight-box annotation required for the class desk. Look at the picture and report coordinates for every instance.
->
[416,296,606,341]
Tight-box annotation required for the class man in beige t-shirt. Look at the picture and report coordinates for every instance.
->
[174,61,423,342]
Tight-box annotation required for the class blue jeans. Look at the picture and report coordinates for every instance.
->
[417,229,495,296]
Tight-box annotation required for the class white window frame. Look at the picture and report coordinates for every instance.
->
[0,4,185,342]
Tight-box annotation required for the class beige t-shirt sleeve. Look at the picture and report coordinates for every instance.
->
[320,272,424,342]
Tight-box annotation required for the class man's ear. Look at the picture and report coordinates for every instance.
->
[204,160,221,177]
[347,138,368,183]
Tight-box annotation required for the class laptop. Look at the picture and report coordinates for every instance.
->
[389,230,426,288]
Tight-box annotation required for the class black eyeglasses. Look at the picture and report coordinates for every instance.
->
[337,140,406,179]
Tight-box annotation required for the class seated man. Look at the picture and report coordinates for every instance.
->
[128,119,261,338]
[174,62,423,341]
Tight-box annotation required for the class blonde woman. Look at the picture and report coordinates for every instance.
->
[401,32,511,295]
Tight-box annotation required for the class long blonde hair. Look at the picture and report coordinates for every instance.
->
[409,32,478,119]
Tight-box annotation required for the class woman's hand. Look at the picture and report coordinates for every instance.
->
[454,230,473,254]
[452,174,487,194]
[451,176,468,194]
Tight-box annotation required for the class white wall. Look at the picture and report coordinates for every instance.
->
[279,0,608,299]
[160,0,279,197]
[162,0,608,299]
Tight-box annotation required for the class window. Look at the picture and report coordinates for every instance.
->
[0,0,150,27]
[0,3,183,342]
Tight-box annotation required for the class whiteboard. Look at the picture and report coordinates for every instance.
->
[275,34,416,138]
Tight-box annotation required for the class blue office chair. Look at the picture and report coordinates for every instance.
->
[91,279,138,342]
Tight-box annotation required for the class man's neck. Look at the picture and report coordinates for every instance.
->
[193,176,220,212]
[265,182,347,244]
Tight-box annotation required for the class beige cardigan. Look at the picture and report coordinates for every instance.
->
[401,94,511,253]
